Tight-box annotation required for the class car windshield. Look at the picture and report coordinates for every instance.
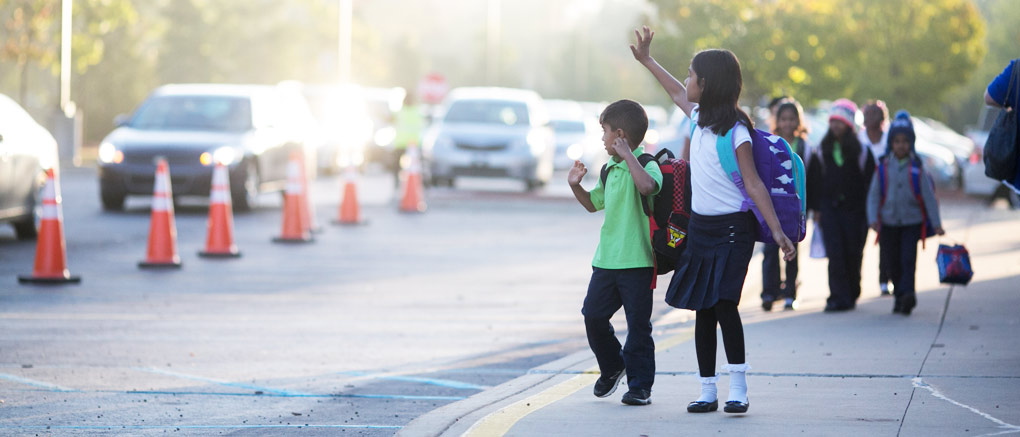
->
[551,120,585,133]
[130,95,253,131]
[444,100,529,126]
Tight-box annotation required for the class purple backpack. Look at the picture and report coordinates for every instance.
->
[713,125,807,243]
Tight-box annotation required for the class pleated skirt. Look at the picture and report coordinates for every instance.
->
[664,211,756,311]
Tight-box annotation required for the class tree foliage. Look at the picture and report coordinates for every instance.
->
[647,0,986,116]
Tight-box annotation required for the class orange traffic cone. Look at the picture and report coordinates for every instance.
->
[19,169,81,284]
[139,158,182,268]
[399,144,427,213]
[297,149,322,233]
[199,163,241,258]
[333,164,365,225]
[273,152,313,243]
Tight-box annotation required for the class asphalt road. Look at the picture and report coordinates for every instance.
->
[0,165,647,435]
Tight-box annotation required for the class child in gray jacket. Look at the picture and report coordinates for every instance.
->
[867,111,945,315]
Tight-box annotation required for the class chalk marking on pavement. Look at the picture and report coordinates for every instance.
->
[912,377,1020,436]
[340,370,490,390]
[0,424,402,430]
[133,367,309,397]
[0,373,77,392]
[462,329,696,437]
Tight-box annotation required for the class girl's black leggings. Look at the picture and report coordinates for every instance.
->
[695,299,745,377]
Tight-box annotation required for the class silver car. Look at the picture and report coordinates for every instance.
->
[423,88,555,191]
[0,93,59,239]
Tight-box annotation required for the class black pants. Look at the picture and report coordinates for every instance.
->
[820,206,869,308]
[879,224,921,298]
[694,300,744,377]
[761,243,799,301]
[582,267,655,391]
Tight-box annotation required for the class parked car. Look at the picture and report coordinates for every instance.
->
[545,99,600,170]
[97,84,318,211]
[361,86,405,167]
[301,83,374,173]
[422,87,555,190]
[0,93,59,239]
[913,117,975,188]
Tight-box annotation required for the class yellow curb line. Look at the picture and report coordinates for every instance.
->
[462,328,695,437]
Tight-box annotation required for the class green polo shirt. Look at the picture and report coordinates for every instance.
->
[590,146,662,269]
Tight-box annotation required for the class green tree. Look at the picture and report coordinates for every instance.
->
[645,0,985,116]
[0,0,136,106]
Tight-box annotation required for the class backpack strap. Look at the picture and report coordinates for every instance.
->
[599,153,657,217]
[909,157,936,249]
[715,126,754,215]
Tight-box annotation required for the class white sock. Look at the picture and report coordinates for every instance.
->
[724,363,750,403]
[696,375,718,403]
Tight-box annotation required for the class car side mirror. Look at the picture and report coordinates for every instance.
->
[113,114,130,127]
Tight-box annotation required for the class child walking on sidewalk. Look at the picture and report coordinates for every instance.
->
[630,26,795,414]
[867,111,944,315]
[568,100,663,406]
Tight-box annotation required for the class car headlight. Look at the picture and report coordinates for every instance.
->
[374,126,396,147]
[566,143,584,161]
[527,131,545,156]
[201,146,239,166]
[98,141,123,164]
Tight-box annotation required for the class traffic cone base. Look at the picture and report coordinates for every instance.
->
[198,250,241,258]
[18,274,81,284]
[138,260,182,269]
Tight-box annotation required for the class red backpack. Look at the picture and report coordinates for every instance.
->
[600,148,692,275]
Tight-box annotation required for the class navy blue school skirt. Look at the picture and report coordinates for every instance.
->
[665,211,756,311]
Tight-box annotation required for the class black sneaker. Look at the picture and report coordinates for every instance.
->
[593,369,625,398]
[621,388,652,405]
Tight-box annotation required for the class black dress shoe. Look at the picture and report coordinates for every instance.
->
[824,303,852,312]
[893,297,903,314]
[761,298,774,311]
[687,400,718,413]
[901,295,916,315]
[723,400,749,413]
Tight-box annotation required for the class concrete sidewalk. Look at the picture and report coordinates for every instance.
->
[400,199,1020,436]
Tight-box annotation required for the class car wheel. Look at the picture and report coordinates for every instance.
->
[13,187,40,240]
[232,160,259,212]
[101,189,126,211]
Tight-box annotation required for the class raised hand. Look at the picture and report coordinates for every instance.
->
[629,26,654,62]
[610,137,631,158]
[567,160,588,186]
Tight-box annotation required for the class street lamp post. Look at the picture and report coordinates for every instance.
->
[339,0,352,84]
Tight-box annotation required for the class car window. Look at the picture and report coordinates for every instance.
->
[444,100,529,126]
[130,95,253,132]
[551,120,586,133]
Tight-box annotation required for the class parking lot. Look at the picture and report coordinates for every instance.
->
[0,166,621,434]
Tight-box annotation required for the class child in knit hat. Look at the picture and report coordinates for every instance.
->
[806,98,876,312]
[866,111,945,315]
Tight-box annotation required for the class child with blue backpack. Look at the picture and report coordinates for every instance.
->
[631,26,796,414]
[867,111,944,315]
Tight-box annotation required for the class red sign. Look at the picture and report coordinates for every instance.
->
[418,73,449,105]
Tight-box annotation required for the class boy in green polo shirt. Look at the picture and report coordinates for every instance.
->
[568,99,662,406]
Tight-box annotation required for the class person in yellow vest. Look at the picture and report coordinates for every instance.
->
[392,93,425,187]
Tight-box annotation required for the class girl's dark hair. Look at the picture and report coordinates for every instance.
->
[772,101,809,139]
[691,49,753,135]
[820,122,863,162]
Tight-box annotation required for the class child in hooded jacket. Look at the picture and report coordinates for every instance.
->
[867,111,945,315]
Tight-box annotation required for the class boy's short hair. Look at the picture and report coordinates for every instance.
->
[600,100,648,148]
